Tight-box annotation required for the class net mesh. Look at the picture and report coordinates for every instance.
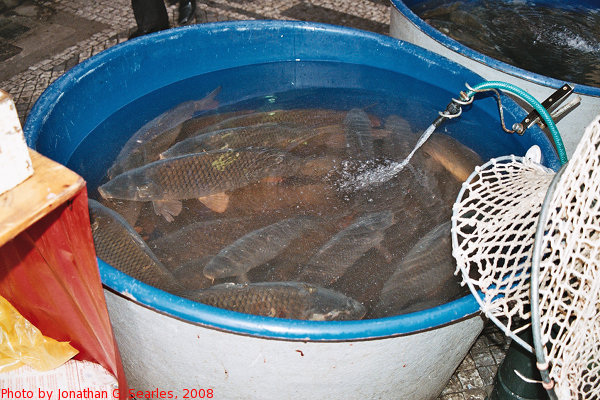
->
[535,117,600,400]
[451,155,555,342]
[451,115,600,399]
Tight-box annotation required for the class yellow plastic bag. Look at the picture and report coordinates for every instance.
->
[0,295,78,372]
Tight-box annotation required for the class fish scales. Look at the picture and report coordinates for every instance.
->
[148,216,272,269]
[203,216,319,282]
[374,221,467,317]
[177,109,257,141]
[161,122,319,159]
[327,179,455,313]
[261,214,356,283]
[172,256,214,291]
[108,86,220,178]
[88,199,182,293]
[299,230,386,285]
[194,109,349,135]
[108,125,183,179]
[298,210,395,286]
[99,148,300,202]
[182,281,366,321]
[228,181,340,214]
[99,198,142,227]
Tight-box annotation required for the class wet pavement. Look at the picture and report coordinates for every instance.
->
[0,1,509,398]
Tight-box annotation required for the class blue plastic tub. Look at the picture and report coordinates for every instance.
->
[390,0,600,158]
[24,21,559,399]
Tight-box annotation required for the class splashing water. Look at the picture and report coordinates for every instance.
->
[338,123,437,191]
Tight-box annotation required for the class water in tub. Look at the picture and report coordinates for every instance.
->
[412,0,600,87]
[71,61,493,320]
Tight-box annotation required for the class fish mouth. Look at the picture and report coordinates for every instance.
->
[202,266,228,281]
[97,185,113,199]
[309,309,354,321]
[106,165,120,180]
[202,270,217,280]
[309,302,366,321]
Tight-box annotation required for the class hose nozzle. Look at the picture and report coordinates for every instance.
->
[434,100,463,128]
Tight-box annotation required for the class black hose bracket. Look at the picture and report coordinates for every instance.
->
[434,99,464,128]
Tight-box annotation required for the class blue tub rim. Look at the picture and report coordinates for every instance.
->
[100,258,481,341]
[25,19,560,155]
[24,19,555,341]
[390,0,600,97]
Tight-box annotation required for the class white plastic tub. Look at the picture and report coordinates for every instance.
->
[390,0,600,158]
[25,20,563,399]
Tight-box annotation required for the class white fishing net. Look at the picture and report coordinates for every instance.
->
[451,116,600,399]
[451,154,555,350]
[534,117,600,399]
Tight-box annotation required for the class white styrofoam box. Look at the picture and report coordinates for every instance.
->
[0,90,33,195]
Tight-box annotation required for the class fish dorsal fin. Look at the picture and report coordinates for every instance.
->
[196,86,221,111]
[199,192,229,213]
[153,200,183,222]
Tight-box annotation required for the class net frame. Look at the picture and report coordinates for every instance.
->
[452,115,600,399]
[530,117,600,400]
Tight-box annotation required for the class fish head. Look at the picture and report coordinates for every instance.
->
[359,210,396,232]
[305,285,367,321]
[98,169,159,201]
[258,149,301,175]
[263,149,287,166]
[421,134,482,183]
[106,164,123,180]
[202,256,239,280]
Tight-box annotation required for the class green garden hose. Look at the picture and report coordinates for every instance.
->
[465,81,568,165]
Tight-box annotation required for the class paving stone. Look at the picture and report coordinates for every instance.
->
[457,353,477,371]
[471,348,496,367]
[439,393,465,400]
[440,375,463,395]
[490,345,508,364]
[477,365,498,386]
[457,368,485,390]
[463,389,488,400]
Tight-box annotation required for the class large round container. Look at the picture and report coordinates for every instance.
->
[24,21,560,399]
[390,0,600,158]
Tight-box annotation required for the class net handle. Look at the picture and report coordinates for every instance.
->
[530,164,568,400]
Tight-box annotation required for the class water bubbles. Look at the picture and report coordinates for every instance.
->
[333,124,437,192]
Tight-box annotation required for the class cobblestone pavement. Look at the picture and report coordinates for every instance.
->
[0,0,389,124]
[0,1,510,398]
